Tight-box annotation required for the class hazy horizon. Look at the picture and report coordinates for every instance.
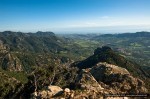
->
[1,0,150,33]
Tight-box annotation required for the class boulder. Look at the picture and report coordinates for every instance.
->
[48,85,63,96]
[47,91,53,98]
[64,88,70,93]
[38,90,47,98]
[33,91,37,97]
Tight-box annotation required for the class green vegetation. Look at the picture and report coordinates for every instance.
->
[75,46,145,77]
[0,71,23,98]
[0,31,149,98]
[0,68,28,84]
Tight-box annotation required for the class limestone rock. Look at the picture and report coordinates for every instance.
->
[32,91,37,97]
[1,53,23,71]
[75,69,104,91]
[64,88,70,93]
[74,69,106,98]
[90,62,148,94]
[90,62,130,82]
[31,62,148,99]
[47,91,53,98]
[48,85,63,96]
[38,90,47,98]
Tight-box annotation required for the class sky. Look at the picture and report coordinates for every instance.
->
[0,0,150,33]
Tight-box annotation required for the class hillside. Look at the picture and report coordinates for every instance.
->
[0,31,84,72]
[73,46,150,94]
[0,31,149,98]
[74,46,149,78]
[0,71,24,98]
[63,32,150,75]
[30,62,148,99]
[0,31,66,53]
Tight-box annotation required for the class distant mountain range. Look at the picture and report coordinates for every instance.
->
[97,31,150,38]
[0,31,66,53]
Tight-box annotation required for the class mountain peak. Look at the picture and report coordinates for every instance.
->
[94,46,112,55]
[36,31,55,36]
[74,46,147,79]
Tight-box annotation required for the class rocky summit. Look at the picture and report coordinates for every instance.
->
[90,62,147,94]
[32,62,148,99]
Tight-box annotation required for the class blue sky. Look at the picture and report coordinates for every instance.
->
[0,0,150,33]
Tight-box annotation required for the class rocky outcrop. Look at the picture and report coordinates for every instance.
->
[1,53,23,71]
[31,62,148,99]
[90,62,148,94]
[90,62,130,82]
[0,40,22,71]
[71,62,148,99]
[0,40,8,53]
[48,85,63,96]
[75,69,104,91]
[32,85,63,98]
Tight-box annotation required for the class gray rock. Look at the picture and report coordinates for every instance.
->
[89,62,148,94]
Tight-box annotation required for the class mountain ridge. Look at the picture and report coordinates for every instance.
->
[74,46,149,79]
[0,31,66,53]
[94,31,150,38]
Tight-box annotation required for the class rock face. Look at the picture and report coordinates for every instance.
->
[75,69,104,91]
[90,62,130,83]
[90,62,148,94]
[73,69,106,98]
[72,62,148,98]
[0,41,23,71]
[1,53,23,71]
